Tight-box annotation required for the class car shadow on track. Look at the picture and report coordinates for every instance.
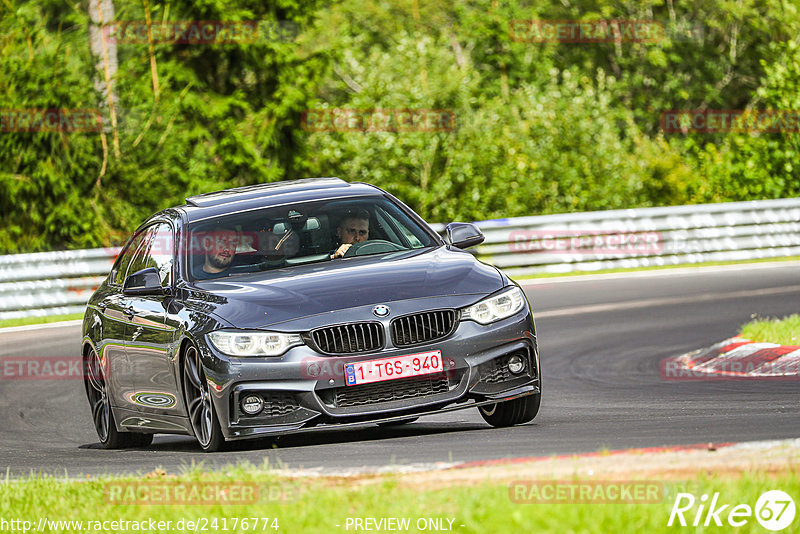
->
[174,421,495,453]
[79,421,504,453]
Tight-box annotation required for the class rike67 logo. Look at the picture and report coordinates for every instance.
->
[669,490,795,531]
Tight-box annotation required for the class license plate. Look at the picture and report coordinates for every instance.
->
[345,350,443,386]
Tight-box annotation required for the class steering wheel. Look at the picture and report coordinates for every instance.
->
[343,239,407,257]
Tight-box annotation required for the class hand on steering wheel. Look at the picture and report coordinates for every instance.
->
[331,243,352,259]
[343,239,406,257]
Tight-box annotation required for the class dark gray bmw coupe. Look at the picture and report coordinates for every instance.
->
[82,178,540,451]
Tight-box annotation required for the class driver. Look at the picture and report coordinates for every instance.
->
[330,209,369,259]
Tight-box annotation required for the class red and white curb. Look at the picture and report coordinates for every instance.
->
[273,439,800,476]
[661,337,800,380]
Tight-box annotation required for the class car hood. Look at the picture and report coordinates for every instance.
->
[187,246,503,329]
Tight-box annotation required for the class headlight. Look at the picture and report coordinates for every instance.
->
[207,330,303,356]
[461,286,525,325]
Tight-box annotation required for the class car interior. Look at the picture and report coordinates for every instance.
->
[188,199,433,279]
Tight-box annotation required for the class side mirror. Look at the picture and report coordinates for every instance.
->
[445,222,485,249]
[123,267,165,296]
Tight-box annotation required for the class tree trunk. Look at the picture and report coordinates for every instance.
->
[88,0,120,159]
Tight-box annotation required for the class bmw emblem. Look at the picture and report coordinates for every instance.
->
[372,305,390,317]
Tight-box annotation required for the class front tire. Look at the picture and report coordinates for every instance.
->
[182,344,226,452]
[478,393,540,427]
[84,347,153,449]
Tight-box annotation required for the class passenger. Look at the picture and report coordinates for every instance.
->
[193,226,238,279]
[330,209,370,259]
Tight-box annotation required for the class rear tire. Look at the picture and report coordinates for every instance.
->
[478,393,540,427]
[84,346,154,449]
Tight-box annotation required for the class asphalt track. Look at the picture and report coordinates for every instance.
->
[1,262,798,477]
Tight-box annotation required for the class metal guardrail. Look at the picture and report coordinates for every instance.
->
[0,248,120,320]
[462,197,800,278]
[2,198,799,320]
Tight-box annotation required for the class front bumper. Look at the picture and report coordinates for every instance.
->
[199,305,539,440]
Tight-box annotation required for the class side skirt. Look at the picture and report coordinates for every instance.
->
[113,405,193,435]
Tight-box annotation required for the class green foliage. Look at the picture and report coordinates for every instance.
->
[1,0,324,252]
[687,40,800,202]
[1,0,800,253]
[299,1,717,221]
[0,1,103,252]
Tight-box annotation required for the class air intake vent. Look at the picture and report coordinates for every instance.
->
[477,358,514,384]
[311,323,384,354]
[332,374,451,407]
[391,310,457,347]
[237,393,299,418]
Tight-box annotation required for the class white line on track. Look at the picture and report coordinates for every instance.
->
[0,319,82,334]
[518,260,800,286]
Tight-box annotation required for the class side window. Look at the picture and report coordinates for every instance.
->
[112,230,150,286]
[124,223,174,287]
[125,226,156,281]
[147,223,174,287]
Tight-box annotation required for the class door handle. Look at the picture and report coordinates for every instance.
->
[97,302,107,313]
[123,307,135,320]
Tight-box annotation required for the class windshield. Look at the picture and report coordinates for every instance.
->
[186,195,437,281]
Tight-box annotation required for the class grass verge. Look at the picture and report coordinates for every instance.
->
[1,466,797,533]
[0,313,84,329]
[740,314,800,345]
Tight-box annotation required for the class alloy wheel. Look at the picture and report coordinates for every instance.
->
[85,347,110,442]
[183,345,221,450]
